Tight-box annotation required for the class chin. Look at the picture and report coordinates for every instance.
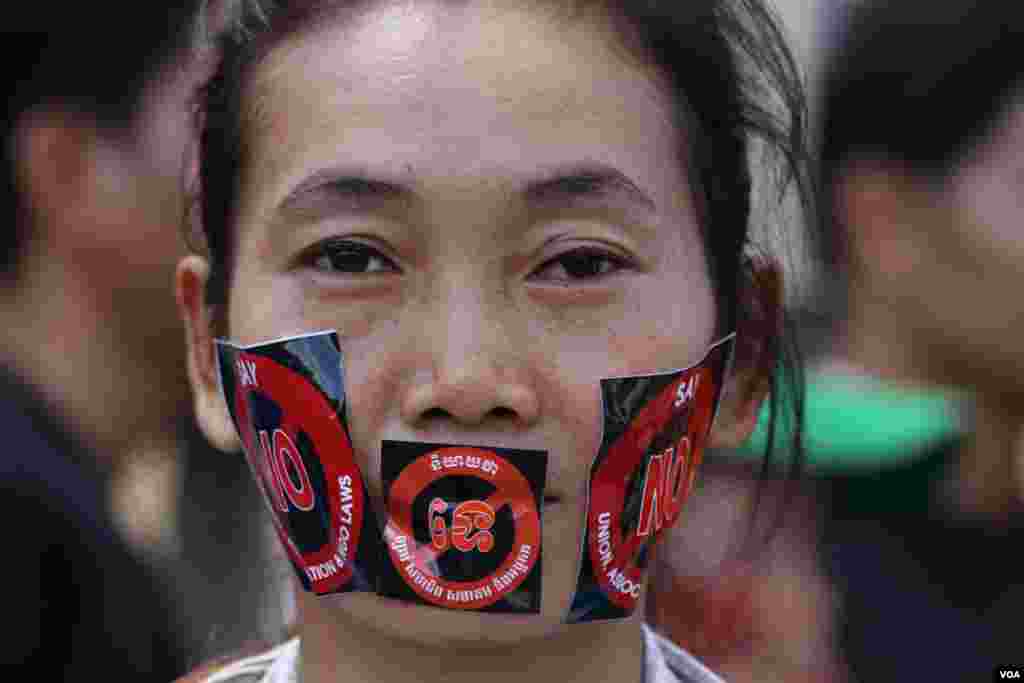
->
[311,589,578,649]
[295,497,592,648]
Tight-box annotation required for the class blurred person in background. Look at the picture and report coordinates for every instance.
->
[0,2,210,677]
[741,0,966,476]
[812,1,1024,679]
[658,2,1024,680]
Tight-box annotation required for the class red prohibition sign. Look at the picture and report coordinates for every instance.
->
[588,370,713,611]
[234,351,364,595]
[386,447,541,609]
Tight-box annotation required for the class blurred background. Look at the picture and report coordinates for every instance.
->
[4,0,1022,681]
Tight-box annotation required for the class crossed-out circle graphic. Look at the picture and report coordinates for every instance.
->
[385,447,541,610]
[587,369,715,611]
[233,351,364,595]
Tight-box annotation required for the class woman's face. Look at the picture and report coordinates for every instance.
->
[203,0,715,643]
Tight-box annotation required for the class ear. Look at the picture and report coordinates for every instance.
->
[708,256,782,448]
[176,254,240,452]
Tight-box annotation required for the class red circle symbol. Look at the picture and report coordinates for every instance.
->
[587,367,717,611]
[385,447,541,610]
[233,351,363,595]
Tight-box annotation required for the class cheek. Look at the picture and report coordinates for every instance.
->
[543,295,716,467]
[605,279,717,374]
[226,276,305,344]
[342,341,411,495]
[534,352,605,475]
[607,329,700,373]
[226,229,328,344]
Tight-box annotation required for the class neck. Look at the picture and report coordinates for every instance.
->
[954,394,1024,521]
[298,592,646,683]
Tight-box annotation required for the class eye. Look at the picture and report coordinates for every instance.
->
[531,247,631,282]
[302,239,398,275]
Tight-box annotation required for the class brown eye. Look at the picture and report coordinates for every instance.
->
[532,247,630,282]
[305,240,398,275]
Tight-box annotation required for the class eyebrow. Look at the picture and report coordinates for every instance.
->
[521,163,657,213]
[280,171,413,215]
[278,162,657,217]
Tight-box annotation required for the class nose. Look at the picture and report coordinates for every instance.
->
[402,360,540,428]
[399,283,540,430]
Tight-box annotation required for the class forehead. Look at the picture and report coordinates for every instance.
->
[243,0,687,204]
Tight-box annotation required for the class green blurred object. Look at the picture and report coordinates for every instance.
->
[734,369,964,470]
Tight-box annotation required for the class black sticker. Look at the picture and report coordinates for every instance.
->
[216,331,379,595]
[567,335,735,623]
[380,441,546,613]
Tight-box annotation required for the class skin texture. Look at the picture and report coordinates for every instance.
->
[841,93,1024,517]
[180,1,767,682]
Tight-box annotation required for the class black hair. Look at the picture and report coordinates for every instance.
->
[817,0,1024,296]
[193,0,809,542]
[0,3,204,280]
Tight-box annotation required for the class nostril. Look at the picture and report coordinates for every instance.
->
[417,406,519,425]
[421,407,450,421]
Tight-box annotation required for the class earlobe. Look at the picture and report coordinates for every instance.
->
[708,256,782,449]
[177,255,240,453]
[194,385,242,454]
[708,367,770,449]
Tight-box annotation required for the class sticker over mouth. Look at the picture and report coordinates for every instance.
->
[379,441,547,613]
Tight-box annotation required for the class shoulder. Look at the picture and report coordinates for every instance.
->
[0,366,110,532]
[642,624,727,683]
[175,639,300,683]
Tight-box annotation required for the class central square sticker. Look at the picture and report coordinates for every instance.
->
[380,440,547,613]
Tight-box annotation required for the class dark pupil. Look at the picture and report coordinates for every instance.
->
[328,248,372,272]
[560,252,605,278]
